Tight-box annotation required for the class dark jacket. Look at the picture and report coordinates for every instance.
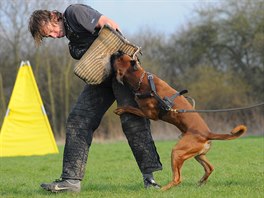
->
[63,4,102,60]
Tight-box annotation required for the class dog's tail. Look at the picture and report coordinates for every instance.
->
[208,125,247,140]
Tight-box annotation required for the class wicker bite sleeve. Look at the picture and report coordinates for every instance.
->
[74,25,141,84]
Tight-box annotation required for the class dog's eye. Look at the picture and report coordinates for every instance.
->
[130,60,138,70]
[130,60,136,66]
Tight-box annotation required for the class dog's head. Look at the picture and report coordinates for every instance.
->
[110,51,140,84]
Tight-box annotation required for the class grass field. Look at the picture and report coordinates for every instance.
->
[0,136,263,198]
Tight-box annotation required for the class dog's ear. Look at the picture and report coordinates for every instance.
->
[116,69,124,85]
[130,60,138,70]
[110,51,124,68]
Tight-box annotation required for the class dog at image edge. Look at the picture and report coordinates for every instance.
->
[110,51,247,191]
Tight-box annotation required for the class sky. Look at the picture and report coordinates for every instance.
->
[86,0,220,35]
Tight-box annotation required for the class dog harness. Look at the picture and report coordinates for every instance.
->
[135,72,188,111]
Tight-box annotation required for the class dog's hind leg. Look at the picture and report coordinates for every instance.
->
[161,148,185,191]
[162,135,203,191]
[195,154,214,186]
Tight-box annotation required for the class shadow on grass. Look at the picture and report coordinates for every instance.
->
[84,182,143,192]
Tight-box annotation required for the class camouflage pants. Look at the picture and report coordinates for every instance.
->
[61,77,162,180]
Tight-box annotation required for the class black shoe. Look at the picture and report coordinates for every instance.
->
[144,178,161,189]
[40,178,81,193]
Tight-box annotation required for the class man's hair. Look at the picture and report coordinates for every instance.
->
[28,10,62,46]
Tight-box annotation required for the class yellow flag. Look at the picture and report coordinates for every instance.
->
[0,61,59,157]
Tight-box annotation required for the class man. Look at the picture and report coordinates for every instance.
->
[28,4,162,193]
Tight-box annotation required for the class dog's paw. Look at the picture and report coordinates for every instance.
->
[161,184,172,191]
[114,108,125,115]
[198,179,207,187]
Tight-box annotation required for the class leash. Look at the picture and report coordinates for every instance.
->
[133,72,264,114]
[171,102,264,113]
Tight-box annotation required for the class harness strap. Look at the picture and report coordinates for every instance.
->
[163,89,188,110]
[146,73,170,110]
[136,72,187,111]
[147,73,156,92]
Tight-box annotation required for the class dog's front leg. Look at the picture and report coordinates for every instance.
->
[114,106,146,118]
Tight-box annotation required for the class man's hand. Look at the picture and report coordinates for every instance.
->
[96,15,121,33]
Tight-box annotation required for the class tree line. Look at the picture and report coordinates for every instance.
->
[0,0,263,139]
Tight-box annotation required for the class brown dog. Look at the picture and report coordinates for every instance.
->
[110,51,247,191]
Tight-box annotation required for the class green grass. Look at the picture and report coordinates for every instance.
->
[0,136,263,198]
